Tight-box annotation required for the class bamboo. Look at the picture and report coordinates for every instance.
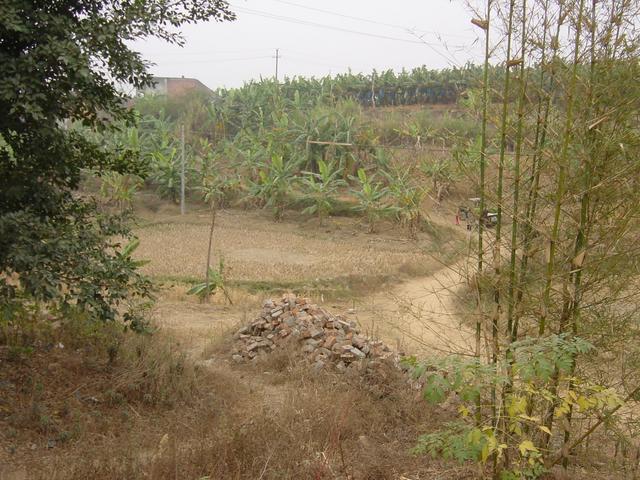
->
[475,0,492,427]
[491,2,517,476]
[561,0,598,465]
[540,0,587,442]
[513,0,563,333]
[492,0,516,360]
[506,0,529,344]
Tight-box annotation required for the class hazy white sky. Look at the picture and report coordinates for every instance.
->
[133,0,485,89]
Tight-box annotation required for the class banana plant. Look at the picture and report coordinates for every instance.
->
[249,154,297,220]
[119,238,150,269]
[149,148,187,203]
[420,157,457,204]
[395,121,424,147]
[99,171,142,211]
[195,137,217,183]
[384,168,428,239]
[187,259,232,304]
[299,160,347,225]
[350,168,393,233]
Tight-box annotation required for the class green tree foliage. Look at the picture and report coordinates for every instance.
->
[0,0,234,323]
[0,206,153,327]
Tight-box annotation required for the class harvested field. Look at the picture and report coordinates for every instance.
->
[134,207,456,285]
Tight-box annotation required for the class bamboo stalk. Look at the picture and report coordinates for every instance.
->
[491,2,517,476]
[492,0,516,358]
[561,0,599,466]
[512,0,558,336]
[540,0,587,442]
[475,0,492,426]
[506,0,529,345]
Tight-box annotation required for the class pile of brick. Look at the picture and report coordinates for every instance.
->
[232,293,397,372]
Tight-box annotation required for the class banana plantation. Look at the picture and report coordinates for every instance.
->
[93,67,482,236]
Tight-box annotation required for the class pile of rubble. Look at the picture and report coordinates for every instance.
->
[232,294,397,373]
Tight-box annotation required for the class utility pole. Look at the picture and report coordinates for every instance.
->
[274,48,279,82]
[371,71,376,108]
[180,124,185,215]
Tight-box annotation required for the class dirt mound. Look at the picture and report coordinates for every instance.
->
[232,294,398,373]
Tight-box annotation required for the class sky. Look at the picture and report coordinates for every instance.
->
[132,0,485,90]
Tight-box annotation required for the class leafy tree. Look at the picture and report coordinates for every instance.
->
[0,0,235,324]
[0,206,153,328]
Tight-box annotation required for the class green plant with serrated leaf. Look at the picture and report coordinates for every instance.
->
[408,336,623,478]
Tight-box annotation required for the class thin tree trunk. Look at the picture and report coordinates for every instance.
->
[204,205,217,303]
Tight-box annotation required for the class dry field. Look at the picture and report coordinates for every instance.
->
[134,201,476,361]
[134,206,454,285]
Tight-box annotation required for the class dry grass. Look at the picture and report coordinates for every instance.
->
[0,314,629,480]
[134,208,448,284]
[0,315,472,480]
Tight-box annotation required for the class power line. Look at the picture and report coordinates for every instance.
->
[153,55,273,65]
[283,52,357,71]
[231,5,465,48]
[265,0,475,40]
[142,48,275,58]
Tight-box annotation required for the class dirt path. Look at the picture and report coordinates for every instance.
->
[155,257,476,362]
[146,207,476,359]
[353,261,476,357]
